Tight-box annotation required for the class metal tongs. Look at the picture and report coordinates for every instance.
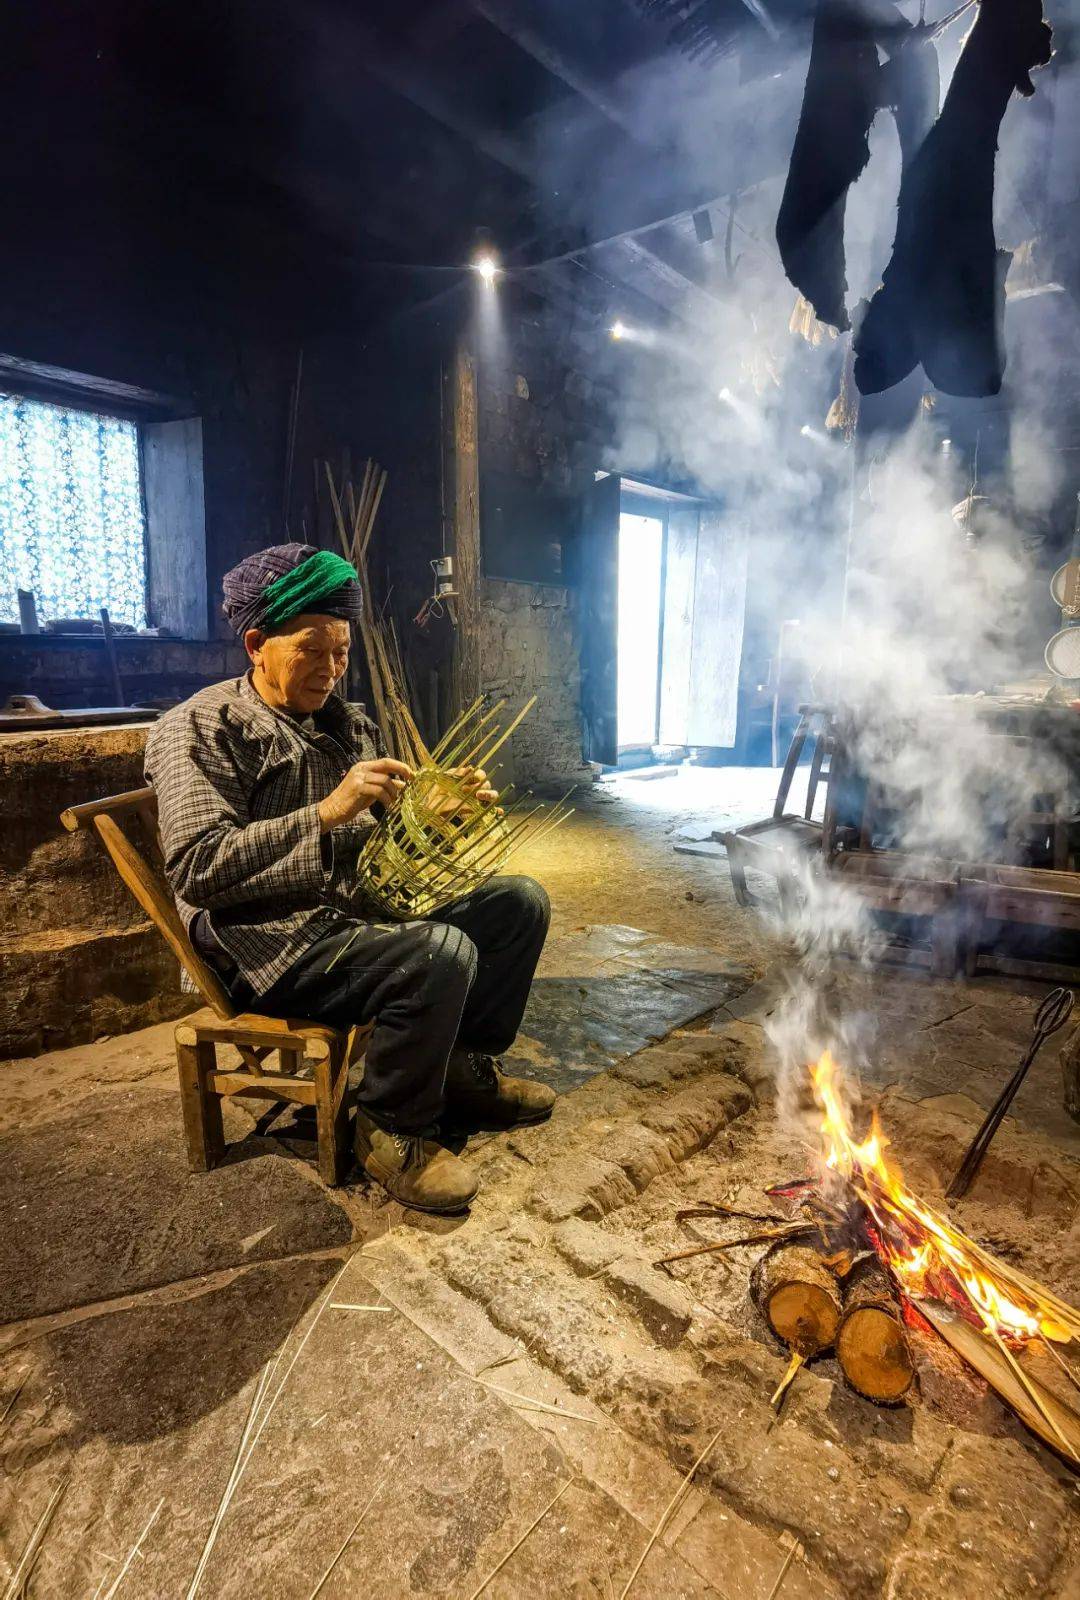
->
[947,986,1075,1201]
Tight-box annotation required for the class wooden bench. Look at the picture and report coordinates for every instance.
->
[959,863,1080,982]
[61,786,364,1184]
[829,850,965,975]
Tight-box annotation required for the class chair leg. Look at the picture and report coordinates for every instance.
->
[314,1042,351,1187]
[727,843,756,908]
[777,874,801,923]
[176,1039,225,1172]
[931,907,961,979]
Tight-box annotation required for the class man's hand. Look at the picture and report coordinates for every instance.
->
[318,758,413,832]
[427,766,500,821]
[455,765,499,806]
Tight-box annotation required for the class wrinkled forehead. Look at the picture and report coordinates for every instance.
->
[272,613,352,647]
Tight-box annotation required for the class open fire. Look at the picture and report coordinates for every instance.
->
[804,1052,1080,1463]
[812,1051,1070,1346]
[657,1050,1080,1461]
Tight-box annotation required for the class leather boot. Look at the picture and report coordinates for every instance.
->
[354,1110,478,1214]
[443,1049,556,1130]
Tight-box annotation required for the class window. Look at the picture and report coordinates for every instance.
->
[0,391,148,628]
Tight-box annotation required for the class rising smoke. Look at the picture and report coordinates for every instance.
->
[531,8,1080,1125]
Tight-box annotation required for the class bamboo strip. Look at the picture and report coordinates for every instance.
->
[0,1377,25,1432]
[917,1300,1080,1464]
[656,1225,806,1266]
[769,1349,804,1409]
[618,1425,725,1599]
[479,1382,598,1423]
[1039,1336,1080,1396]
[353,460,375,553]
[186,1259,349,1598]
[429,700,485,765]
[362,470,387,559]
[185,1357,278,1598]
[306,1446,402,1600]
[2,1475,69,1600]
[323,464,350,561]
[101,1498,165,1600]
[467,1481,573,1600]
[765,1538,803,1600]
[977,1309,1077,1460]
[472,695,538,769]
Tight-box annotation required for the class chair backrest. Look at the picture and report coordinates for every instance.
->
[773,705,833,823]
[60,786,235,1019]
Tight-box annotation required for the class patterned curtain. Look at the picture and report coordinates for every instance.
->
[0,391,147,628]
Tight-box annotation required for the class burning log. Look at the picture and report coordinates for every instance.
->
[836,1257,914,1402]
[810,1048,1080,1464]
[752,1241,842,1358]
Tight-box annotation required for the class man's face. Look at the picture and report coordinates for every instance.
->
[245,613,351,713]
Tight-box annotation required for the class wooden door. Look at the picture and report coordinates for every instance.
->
[686,504,748,747]
[658,502,698,746]
[658,503,748,749]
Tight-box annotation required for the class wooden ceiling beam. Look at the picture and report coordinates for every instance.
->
[618,234,723,314]
[467,0,647,144]
[344,15,536,181]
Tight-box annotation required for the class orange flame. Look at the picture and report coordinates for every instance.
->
[811,1051,1055,1343]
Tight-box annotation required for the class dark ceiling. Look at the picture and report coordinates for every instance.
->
[4,0,806,347]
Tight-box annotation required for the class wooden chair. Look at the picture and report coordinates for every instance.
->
[720,706,835,914]
[60,787,363,1184]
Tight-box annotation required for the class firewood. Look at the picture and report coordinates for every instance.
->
[836,1258,914,1403]
[917,1299,1080,1465]
[751,1241,842,1357]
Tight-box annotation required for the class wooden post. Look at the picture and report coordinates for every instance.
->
[448,343,482,716]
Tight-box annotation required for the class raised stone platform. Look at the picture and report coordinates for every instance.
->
[0,722,189,1058]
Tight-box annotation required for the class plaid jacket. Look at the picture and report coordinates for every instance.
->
[144,674,386,995]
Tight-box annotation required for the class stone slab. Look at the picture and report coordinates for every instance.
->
[0,1085,353,1324]
[507,926,755,1094]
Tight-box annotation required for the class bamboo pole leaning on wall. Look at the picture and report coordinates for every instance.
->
[317,458,429,769]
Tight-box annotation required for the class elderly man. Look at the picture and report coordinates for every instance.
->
[145,542,554,1214]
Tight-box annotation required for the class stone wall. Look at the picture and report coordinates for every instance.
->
[473,293,617,784]
[0,724,189,1060]
[479,579,590,788]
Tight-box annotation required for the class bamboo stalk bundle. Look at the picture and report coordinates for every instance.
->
[348,697,574,923]
[917,1301,1080,1464]
[318,458,428,769]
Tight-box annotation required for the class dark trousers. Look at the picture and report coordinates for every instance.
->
[258,876,550,1135]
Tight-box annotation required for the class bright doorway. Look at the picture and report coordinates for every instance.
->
[616,511,664,752]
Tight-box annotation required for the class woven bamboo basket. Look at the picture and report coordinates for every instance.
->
[353,696,573,921]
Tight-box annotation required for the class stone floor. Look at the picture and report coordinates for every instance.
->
[2,770,1079,1598]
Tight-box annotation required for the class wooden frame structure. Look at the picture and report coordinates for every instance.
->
[60,786,363,1184]
[723,704,1080,983]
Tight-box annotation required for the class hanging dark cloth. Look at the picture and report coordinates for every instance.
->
[854,0,1053,398]
[776,0,889,333]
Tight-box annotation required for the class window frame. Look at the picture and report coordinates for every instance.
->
[0,356,208,642]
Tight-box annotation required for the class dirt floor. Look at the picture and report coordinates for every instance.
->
[1,768,1079,1599]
